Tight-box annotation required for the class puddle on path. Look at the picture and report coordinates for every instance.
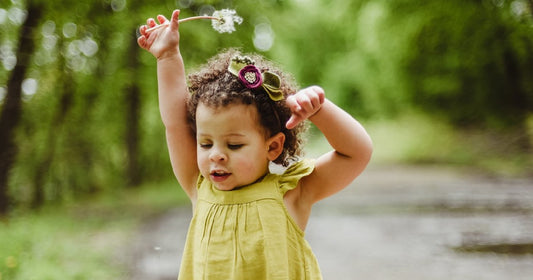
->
[453,242,533,255]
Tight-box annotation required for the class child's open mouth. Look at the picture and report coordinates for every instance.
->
[210,170,231,182]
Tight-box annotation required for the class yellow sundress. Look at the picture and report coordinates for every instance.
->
[178,159,322,279]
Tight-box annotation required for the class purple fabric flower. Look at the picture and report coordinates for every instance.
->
[238,65,263,89]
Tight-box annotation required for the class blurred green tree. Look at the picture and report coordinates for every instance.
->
[1,0,531,214]
[0,0,43,214]
[403,1,533,131]
[271,0,532,149]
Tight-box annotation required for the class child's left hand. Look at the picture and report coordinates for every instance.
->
[137,9,181,60]
[285,86,325,129]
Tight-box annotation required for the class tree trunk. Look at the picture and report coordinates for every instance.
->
[0,1,43,215]
[32,40,74,209]
[125,30,142,187]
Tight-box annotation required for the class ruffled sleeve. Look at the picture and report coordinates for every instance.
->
[278,158,315,195]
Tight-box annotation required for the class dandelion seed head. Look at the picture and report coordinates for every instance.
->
[212,9,243,33]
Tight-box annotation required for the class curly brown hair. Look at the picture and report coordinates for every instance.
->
[187,49,307,166]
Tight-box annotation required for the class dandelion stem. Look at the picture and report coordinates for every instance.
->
[180,15,220,23]
[145,16,220,33]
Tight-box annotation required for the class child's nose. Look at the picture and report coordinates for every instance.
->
[209,148,227,162]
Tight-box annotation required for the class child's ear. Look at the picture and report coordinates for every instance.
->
[267,132,285,161]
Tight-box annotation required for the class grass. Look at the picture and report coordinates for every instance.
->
[0,180,188,280]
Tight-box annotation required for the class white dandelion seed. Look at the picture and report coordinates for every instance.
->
[211,9,243,34]
[145,9,243,34]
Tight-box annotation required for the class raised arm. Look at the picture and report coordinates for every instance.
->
[138,10,198,200]
[286,86,373,204]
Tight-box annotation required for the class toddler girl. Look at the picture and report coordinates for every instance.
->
[138,9,373,280]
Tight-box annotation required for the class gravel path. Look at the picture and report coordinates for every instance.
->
[126,164,533,280]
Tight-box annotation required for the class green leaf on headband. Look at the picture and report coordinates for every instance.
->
[262,71,283,101]
[228,59,248,76]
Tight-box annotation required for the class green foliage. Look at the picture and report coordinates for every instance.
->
[0,213,125,279]
[401,1,533,128]
[271,0,533,127]
[1,0,532,211]
[0,180,187,279]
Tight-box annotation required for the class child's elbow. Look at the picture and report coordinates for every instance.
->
[360,135,374,167]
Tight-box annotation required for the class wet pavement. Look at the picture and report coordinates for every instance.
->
[126,164,533,280]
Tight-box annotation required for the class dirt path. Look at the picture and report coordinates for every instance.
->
[125,164,533,280]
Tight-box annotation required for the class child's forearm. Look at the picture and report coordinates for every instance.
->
[156,52,188,128]
[309,99,373,160]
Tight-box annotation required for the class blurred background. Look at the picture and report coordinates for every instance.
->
[0,0,532,279]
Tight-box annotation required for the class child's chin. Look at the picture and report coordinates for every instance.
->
[216,186,237,191]
[213,183,237,191]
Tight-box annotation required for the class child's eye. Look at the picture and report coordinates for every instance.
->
[199,143,212,149]
[228,144,243,150]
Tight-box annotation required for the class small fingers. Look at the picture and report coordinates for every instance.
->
[303,86,325,108]
[286,115,304,130]
[285,86,325,129]
[292,88,322,113]
[170,9,180,31]
[285,98,307,129]
[138,25,147,36]
[157,15,169,24]
[309,85,325,104]
[146,18,157,28]
[296,93,314,113]
[137,35,146,48]
[286,95,299,111]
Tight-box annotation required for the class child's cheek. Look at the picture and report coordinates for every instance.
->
[233,153,264,178]
[233,155,254,172]
[197,152,210,178]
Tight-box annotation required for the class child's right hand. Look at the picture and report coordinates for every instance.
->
[285,86,325,129]
[137,9,181,60]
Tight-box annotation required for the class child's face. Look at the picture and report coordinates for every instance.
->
[196,103,272,191]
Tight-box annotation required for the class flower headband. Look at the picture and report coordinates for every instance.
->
[228,56,284,101]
